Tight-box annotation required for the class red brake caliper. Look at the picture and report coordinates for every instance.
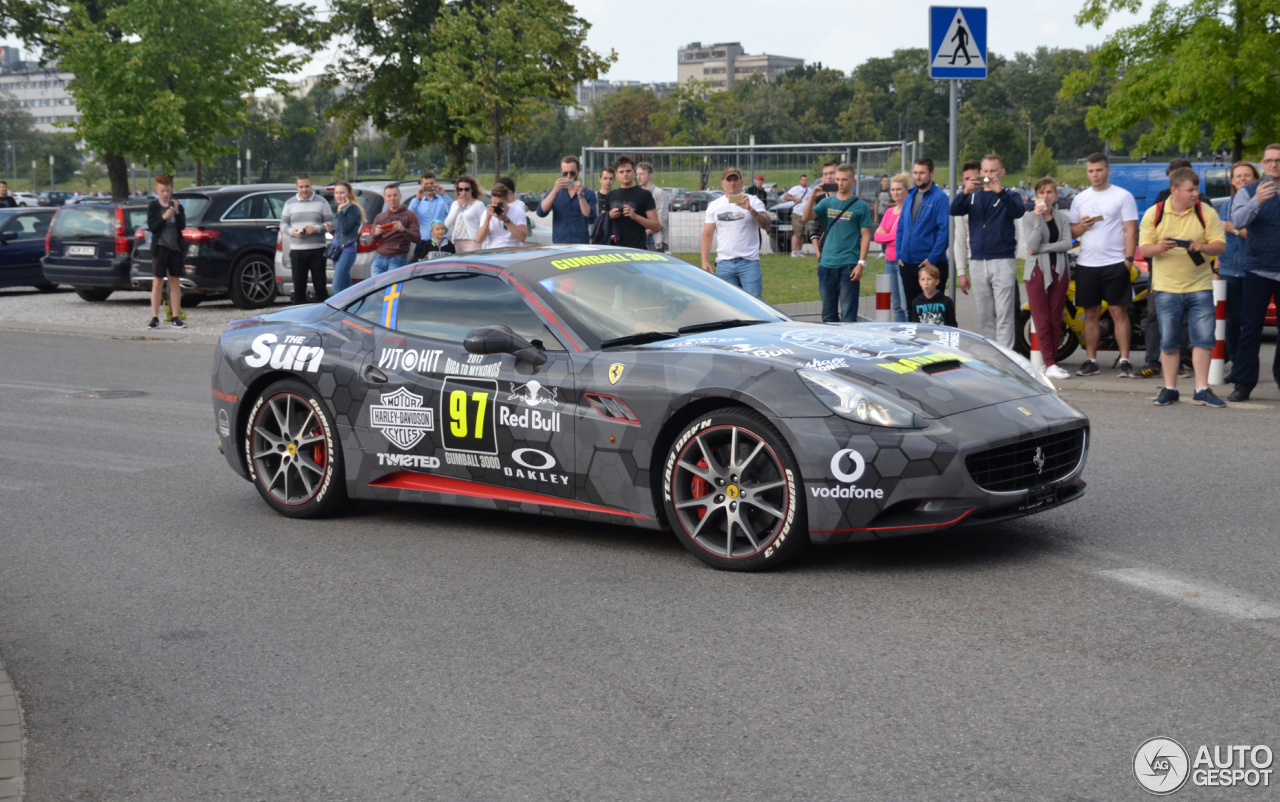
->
[311,425,326,469]
[690,457,710,519]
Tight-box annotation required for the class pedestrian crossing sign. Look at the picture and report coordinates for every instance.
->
[929,6,988,79]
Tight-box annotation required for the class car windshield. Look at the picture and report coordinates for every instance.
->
[529,257,785,350]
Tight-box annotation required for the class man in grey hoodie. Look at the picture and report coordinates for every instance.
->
[281,174,334,304]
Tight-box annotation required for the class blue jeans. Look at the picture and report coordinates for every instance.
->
[715,258,763,299]
[818,266,860,323]
[331,249,357,294]
[1154,289,1215,352]
[887,262,908,322]
[370,254,407,277]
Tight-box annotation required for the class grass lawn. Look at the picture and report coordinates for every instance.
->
[672,252,889,307]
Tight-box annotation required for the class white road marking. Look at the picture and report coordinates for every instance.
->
[1095,567,1280,621]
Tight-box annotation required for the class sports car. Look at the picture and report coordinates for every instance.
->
[211,245,1089,571]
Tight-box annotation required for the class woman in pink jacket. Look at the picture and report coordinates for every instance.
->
[875,173,910,321]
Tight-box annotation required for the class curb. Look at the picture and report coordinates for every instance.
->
[0,319,219,344]
[0,657,23,800]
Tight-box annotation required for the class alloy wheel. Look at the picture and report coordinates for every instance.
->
[239,259,276,304]
[250,392,329,505]
[670,425,790,559]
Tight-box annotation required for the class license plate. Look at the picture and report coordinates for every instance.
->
[1020,484,1058,512]
[67,245,95,256]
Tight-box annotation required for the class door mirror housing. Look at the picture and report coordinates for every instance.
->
[464,325,547,366]
[0,231,16,243]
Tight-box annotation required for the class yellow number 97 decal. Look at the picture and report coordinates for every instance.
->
[441,377,498,455]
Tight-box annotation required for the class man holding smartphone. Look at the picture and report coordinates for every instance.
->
[537,156,596,244]
[802,163,873,322]
[1227,142,1280,401]
[368,184,420,275]
[1068,152,1139,376]
[606,156,660,249]
[1138,167,1226,406]
[701,167,771,298]
[783,175,812,256]
[949,154,1026,347]
[280,174,335,304]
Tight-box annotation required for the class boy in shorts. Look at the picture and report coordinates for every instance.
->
[146,175,185,329]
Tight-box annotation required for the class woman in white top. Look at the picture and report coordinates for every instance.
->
[444,175,486,253]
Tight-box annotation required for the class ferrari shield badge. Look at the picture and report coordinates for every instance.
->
[608,363,625,385]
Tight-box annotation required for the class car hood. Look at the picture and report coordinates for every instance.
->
[640,321,1048,418]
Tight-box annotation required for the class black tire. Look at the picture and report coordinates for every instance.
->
[244,379,347,519]
[33,283,57,293]
[228,254,277,309]
[74,287,112,302]
[180,293,205,307]
[1015,308,1078,363]
[662,408,807,571]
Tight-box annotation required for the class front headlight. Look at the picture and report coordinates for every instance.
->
[798,369,923,428]
[983,338,1057,394]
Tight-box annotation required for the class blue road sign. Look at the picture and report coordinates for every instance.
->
[929,6,987,80]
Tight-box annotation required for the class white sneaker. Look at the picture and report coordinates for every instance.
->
[1044,365,1070,379]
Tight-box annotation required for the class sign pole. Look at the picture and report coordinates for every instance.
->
[948,78,958,274]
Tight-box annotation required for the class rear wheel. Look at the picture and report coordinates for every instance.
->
[245,379,347,518]
[229,255,277,309]
[662,408,807,571]
[73,287,112,302]
[1016,308,1078,362]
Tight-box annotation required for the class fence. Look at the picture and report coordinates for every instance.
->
[579,141,917,312]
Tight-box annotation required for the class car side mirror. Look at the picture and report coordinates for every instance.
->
[0,231,15,243]
[464,325,547,367]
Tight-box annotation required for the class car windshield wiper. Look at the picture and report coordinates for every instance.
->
[677,319,772,335]
[599,331,680,349]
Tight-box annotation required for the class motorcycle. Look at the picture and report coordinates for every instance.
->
[1015,262,1150,363]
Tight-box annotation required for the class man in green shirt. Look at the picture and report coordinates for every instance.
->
[801,163,872,322]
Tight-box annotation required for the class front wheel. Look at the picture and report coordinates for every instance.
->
[229,255,278,309]
[245,379,347,518]
[663,408,807,571]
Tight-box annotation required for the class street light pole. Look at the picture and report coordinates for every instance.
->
[246,149,252,184]
[352,144,358,182]
[31,160,36,193]
[48,154,54,191]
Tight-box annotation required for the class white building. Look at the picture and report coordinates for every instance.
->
[677,42,803,91]
[0,48,80,133]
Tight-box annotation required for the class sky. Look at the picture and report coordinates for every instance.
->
[1,0,1146,86]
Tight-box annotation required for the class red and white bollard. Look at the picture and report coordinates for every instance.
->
[1028,318,1045,371]
[1210,277,1227,385]
[875,272,892,322]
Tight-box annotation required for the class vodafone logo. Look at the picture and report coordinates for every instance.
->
[830,449,865,483]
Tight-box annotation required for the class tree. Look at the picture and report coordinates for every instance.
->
[1064,0,1280,161]
[419,0,614,180]
[591,88,665,148]
[80,160,102,190]
[837,82,884,142]
[5,0,312,197]
[386,150,408,180]
[1029,137,1057,178]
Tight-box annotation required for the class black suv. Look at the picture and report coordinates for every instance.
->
[41,199,152,301]
[132,184,296,309]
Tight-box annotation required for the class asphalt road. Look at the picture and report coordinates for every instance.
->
[2,331,1279,800]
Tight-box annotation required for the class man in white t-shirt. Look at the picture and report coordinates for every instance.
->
[700,167,772,299]
[1068,153,1139,377]
[783,175,812,257]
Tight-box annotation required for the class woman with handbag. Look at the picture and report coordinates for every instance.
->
[874,173,910,321]
[1023,177,1074,379]
[330,181,364,293]
[445,176,486,253]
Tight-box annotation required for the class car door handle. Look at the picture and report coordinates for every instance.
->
[264,225,279,231]
[363,365,388,384]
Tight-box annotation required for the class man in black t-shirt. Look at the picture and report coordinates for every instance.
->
[604,156,660,249]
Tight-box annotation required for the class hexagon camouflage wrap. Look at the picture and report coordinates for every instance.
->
[211,246,1089,570]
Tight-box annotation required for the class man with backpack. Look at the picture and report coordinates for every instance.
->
[1138,167,1226,406]
[801,163,872,322]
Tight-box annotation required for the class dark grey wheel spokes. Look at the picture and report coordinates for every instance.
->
[240,259,275,303]
[672,425,789,559]
[251,393,328,505]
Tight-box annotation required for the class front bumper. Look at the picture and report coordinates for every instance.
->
[783,393,1089,544]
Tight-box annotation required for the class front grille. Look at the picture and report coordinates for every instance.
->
[965,427,1086,493]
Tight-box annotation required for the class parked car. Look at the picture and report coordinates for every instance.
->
[38,191,74,207]
[1053,185,1077,210]
[672,191,715,213]
[11,192,40,208]
[275,182,389,302]
[129,184,295,309]
[41,199,151,301]
[0,206,57,291]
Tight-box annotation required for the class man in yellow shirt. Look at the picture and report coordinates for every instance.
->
[1138,167,1227,406]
